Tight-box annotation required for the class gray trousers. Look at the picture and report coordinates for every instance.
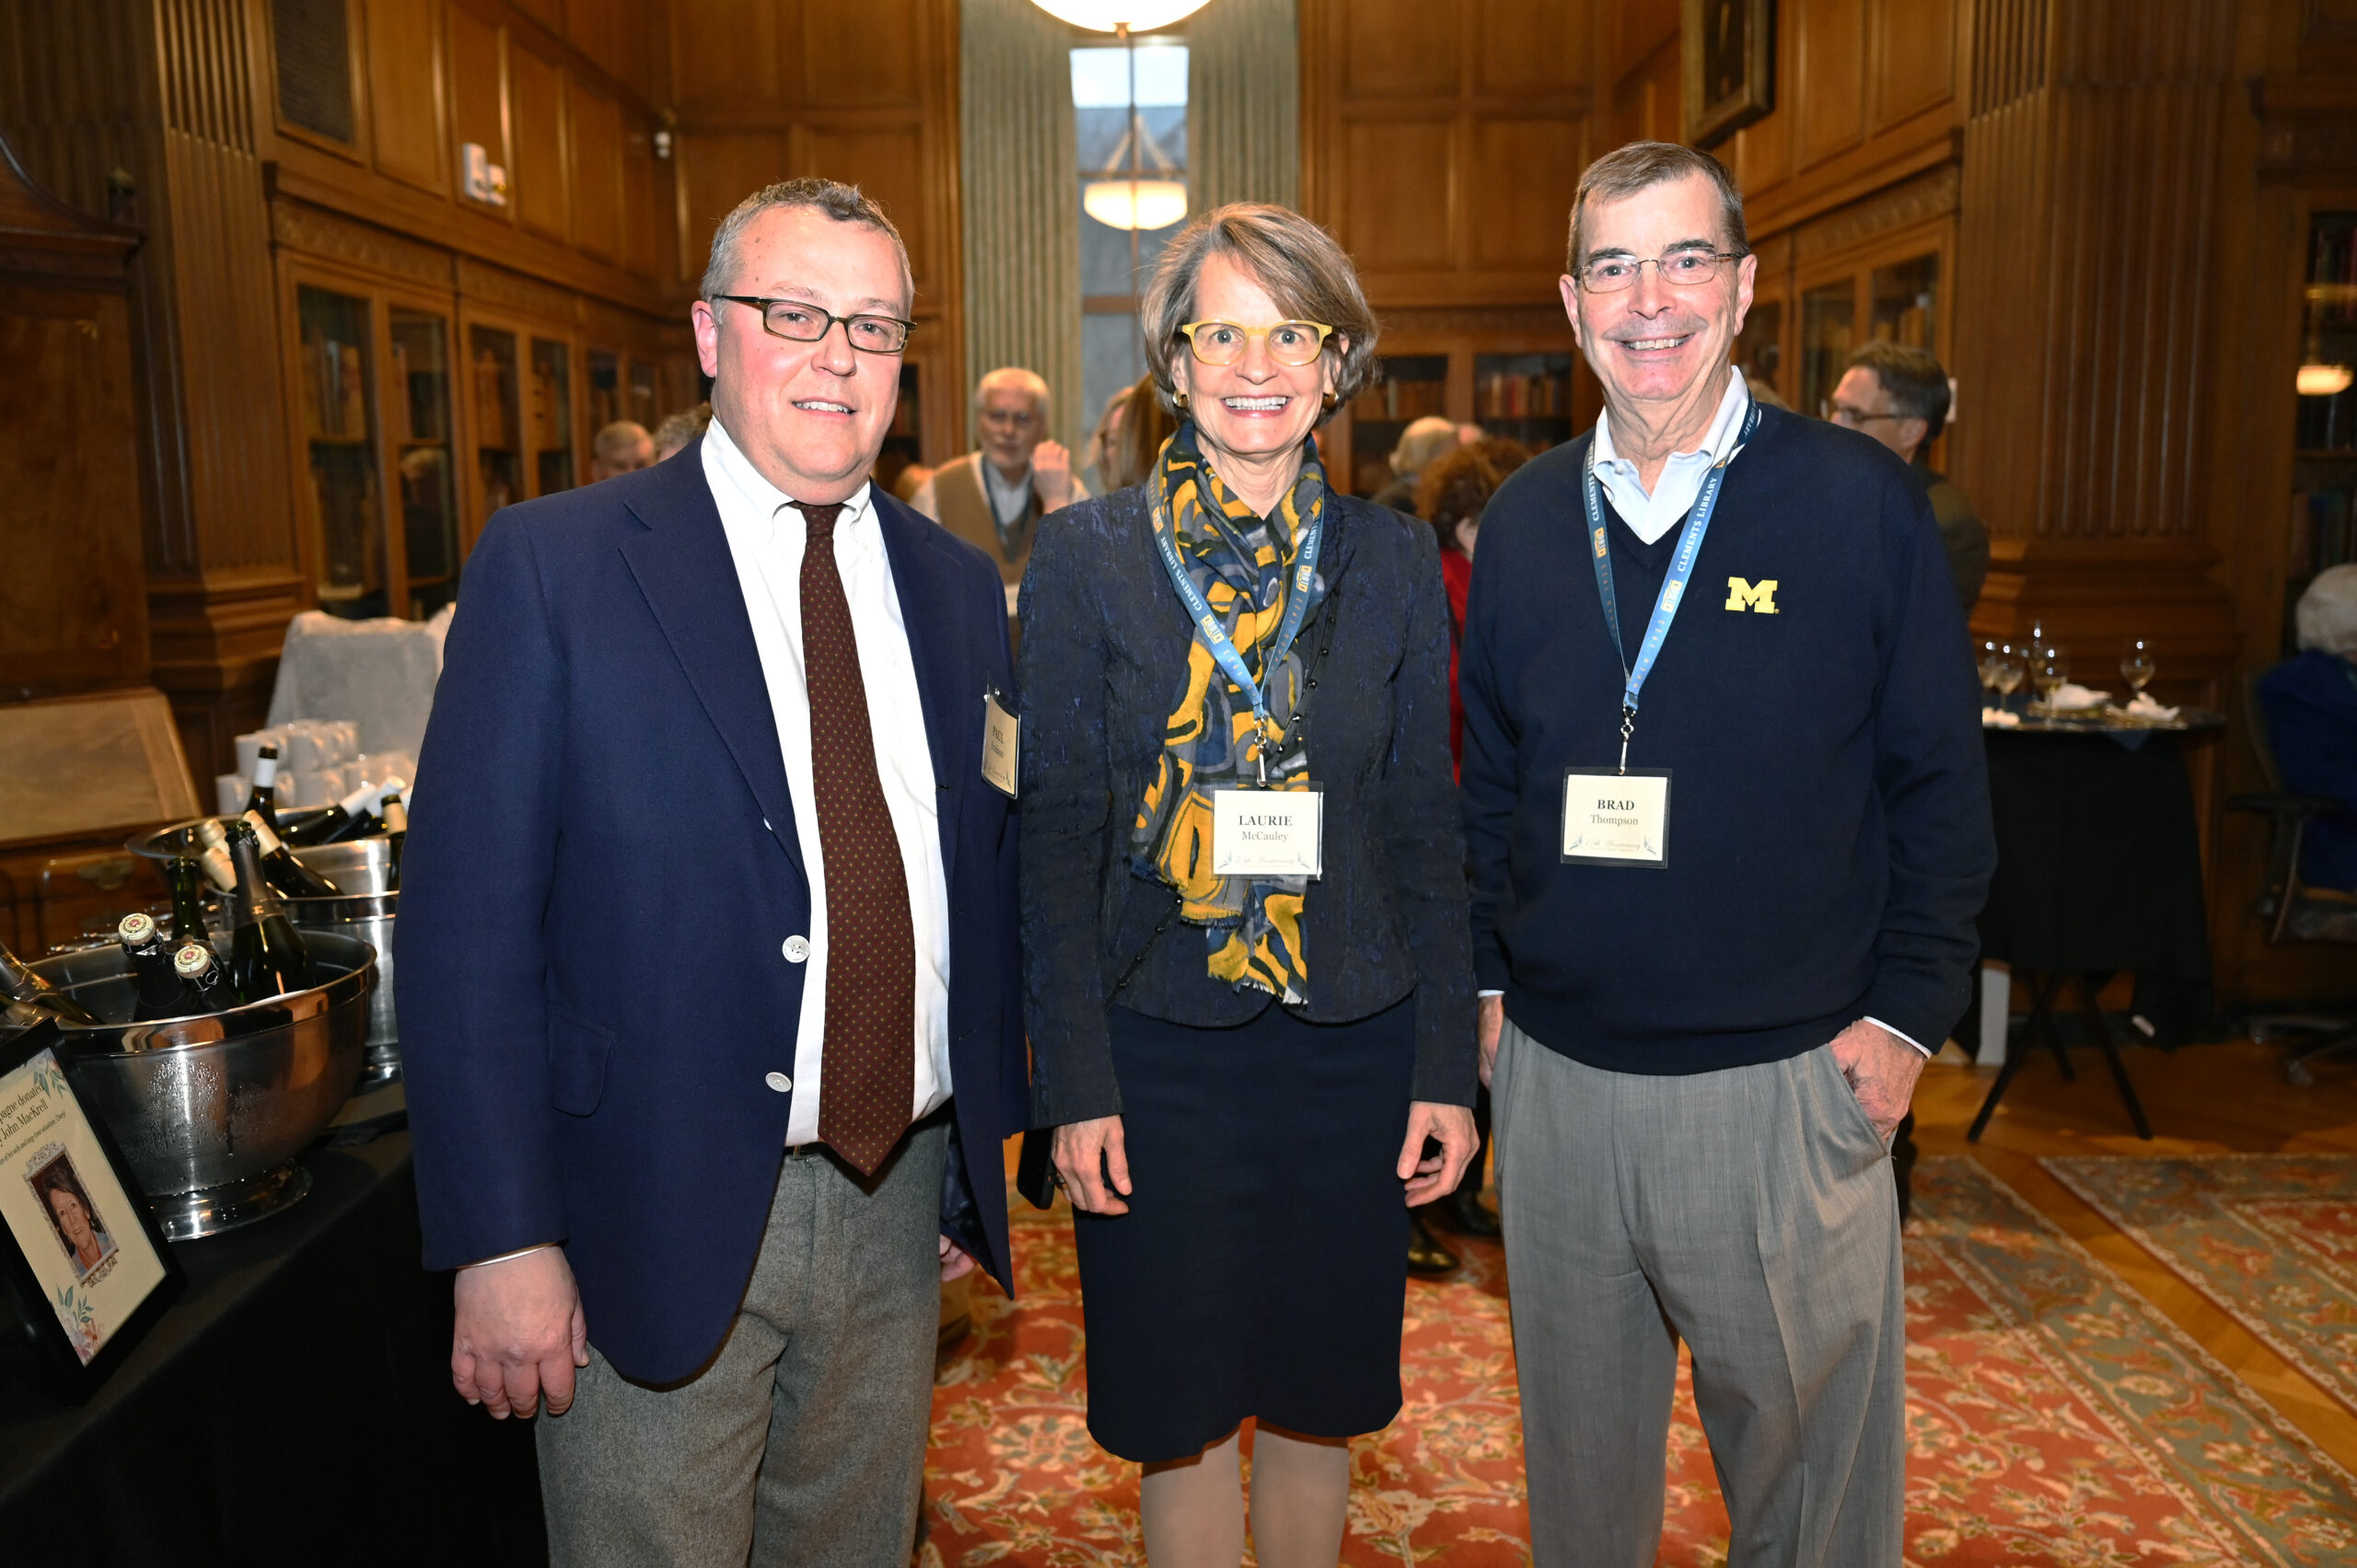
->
[1492,1021,1904,1568]
[536,1118,948,1568]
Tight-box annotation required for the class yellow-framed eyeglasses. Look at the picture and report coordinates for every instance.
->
[1176,319,1336,368]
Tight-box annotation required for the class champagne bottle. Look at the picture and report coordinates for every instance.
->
[240,809,343,898]
[193,819,239,896]
[173,942,237,1013]
[284,776,404,847]
[117,912,194,1021]
[224,821,315,999]
[0,937,104,1028]
[378,787,407,885]
[166,855,210,945]
[244,745,287,838]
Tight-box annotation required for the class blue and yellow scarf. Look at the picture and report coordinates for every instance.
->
[1129,424,1328,1003]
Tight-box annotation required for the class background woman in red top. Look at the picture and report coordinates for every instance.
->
[1415,438,1531,776]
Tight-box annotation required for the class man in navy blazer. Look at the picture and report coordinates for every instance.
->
[398,178,1022,1566]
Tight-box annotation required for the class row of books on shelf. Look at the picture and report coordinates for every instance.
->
[470,351,570,453]
[1350,380,1447,422]
[1474,372,1568,420]
[301,336,366,441]
[2311,224,2357,327]
[2293,485,2355,577]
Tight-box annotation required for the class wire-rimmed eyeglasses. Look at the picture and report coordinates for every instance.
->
[1575,249,1747,294]
[711,296,915,354]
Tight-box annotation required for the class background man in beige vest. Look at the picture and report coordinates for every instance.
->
[911,366,1086,612]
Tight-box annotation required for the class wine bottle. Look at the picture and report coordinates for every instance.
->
[239,809,343,898]
[116,912,194,1021]
[224,821,315,999]
[173,942,237,1013]
[378,787,407,885]
[0,937,104,1028]
[166,855,210,945]
[244,744,289,835]
[193,819,239,895]
[284,776,404,847]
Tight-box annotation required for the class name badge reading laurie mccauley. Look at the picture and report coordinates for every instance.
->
[981,691,1019,798]
[1212,788,1324,878]
[1561,769,1672,868]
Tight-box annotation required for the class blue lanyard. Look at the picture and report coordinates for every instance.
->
[1582,396,1760,772]
[1151,492,1323,783]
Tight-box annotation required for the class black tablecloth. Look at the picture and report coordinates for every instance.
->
[1976,729,2216,1043]
[0,1131,544,1567]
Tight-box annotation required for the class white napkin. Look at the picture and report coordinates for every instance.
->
[2126,691,2180,721]
[2048,682,2110,710]
[1981,707,2021,727]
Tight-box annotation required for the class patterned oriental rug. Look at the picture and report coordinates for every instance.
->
[922,1158,2357,1566]
[2045,1153,2357,1415]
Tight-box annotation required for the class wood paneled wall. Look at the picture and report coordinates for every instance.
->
[663,0,962,462]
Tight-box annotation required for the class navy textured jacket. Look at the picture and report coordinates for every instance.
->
[2259,648,2357,891]
[397,440,1024,1385]
[1016,485,1478,1126]
[1460,406,1994,1075]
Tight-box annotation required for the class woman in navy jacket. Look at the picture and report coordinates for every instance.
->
[1016,203,1477,1566]
[2261,563,2357,891]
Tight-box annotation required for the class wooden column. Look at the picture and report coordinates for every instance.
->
[0,0,301,780]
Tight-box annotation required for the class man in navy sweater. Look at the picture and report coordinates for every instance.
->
[1461,143,1993,1564]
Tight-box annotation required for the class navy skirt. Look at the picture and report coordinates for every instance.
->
[1074,995,1418,1464]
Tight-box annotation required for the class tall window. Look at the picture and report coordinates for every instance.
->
[1074,41,1189,436]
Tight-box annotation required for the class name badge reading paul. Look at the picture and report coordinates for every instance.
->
[1561,768,1672,868]
[981,691,1019,798]
[1212,788,1324,878]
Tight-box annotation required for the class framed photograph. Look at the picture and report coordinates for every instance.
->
[1684,0,1777,149]
[0,1017,181,1402]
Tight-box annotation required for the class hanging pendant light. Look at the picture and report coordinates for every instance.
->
[2297,362,2354,397]
[1070,17,1190,232]
[1031,1,1210,30]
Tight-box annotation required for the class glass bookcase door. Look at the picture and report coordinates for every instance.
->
[1348,354,1449,495]
[470,324,523,520]
[628,358,658,430]
[390,308,459,619]
[297,285,387,620]
[2291,210,2357,655]
[531,337,575,495]
[1801,282,1857,421]
[587,349,621,433]
[1869,254,1938,349]
[1473,354,1575,456]
[1736,298,1784,401]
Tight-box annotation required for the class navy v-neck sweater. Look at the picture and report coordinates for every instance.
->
[1458,404,1995,1075]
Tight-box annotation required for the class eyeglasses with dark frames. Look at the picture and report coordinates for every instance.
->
[711,296,915,354]
[1575,249,1747,294]
[1824,401,1910,425]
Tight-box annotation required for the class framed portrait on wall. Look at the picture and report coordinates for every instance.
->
[0,1017,182,1402]
[1684,0,1776,148]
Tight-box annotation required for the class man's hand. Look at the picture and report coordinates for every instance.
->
[1052,1115,1132,1214]
[1031,440,1074,510]
[1399,1101,1479,1207]
[1828,1018,1926,1141]
[452,1246,589,1419]
[1477,994,1504,1087]
[939,1234,978,1283]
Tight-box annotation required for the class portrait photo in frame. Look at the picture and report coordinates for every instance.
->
[0,1018,181,1403]
[1684,0,1777,148]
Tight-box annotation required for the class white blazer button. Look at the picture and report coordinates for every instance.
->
[783,935,810,962]
[766,1072,792,1093]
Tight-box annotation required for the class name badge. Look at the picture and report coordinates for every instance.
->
[1561,768,1672,868]
[981,691,1018,797]
[1212,787,1324,877]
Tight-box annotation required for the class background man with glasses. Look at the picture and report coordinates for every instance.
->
[912,366,1087,615]
[1460,141,1993,1563]
[399,177,1024,1566]
[1830,339,1989,615]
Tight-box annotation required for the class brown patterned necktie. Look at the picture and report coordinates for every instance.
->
[793,500,916,1176]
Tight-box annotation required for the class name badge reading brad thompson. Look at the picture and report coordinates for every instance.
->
[981,691,1019,797]
[1211,788,1325,878]
[1561,768,1672,868]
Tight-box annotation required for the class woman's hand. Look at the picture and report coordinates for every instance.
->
[1398,1101,1478,1207]
[1052,1115,1133,1214]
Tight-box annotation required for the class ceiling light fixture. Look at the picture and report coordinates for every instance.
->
[2296,362,2354,398]
[1030,1,1210,29]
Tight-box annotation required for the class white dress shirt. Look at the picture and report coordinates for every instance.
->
[1493,371,1933,1059]
[1592,371,1752,543]
[703,419,955,1142]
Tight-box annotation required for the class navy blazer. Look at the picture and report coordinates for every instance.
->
[2260,648,2357,891]
[1016,485,1477,1128]
[397,438,1024,1385]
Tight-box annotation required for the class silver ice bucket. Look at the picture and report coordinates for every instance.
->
[31,931,376,1239]
[284,887,401,1088]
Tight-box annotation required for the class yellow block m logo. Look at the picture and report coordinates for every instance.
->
[1724,576,1779,614]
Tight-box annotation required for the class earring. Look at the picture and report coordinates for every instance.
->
[1320,391,1338,412]
[1175,390,1190,411]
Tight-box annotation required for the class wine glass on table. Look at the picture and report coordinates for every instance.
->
[2120,639,2156,703]
[1991,644,2026,711]
[1979,640,2004,704]
[2031,645,2070,713]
